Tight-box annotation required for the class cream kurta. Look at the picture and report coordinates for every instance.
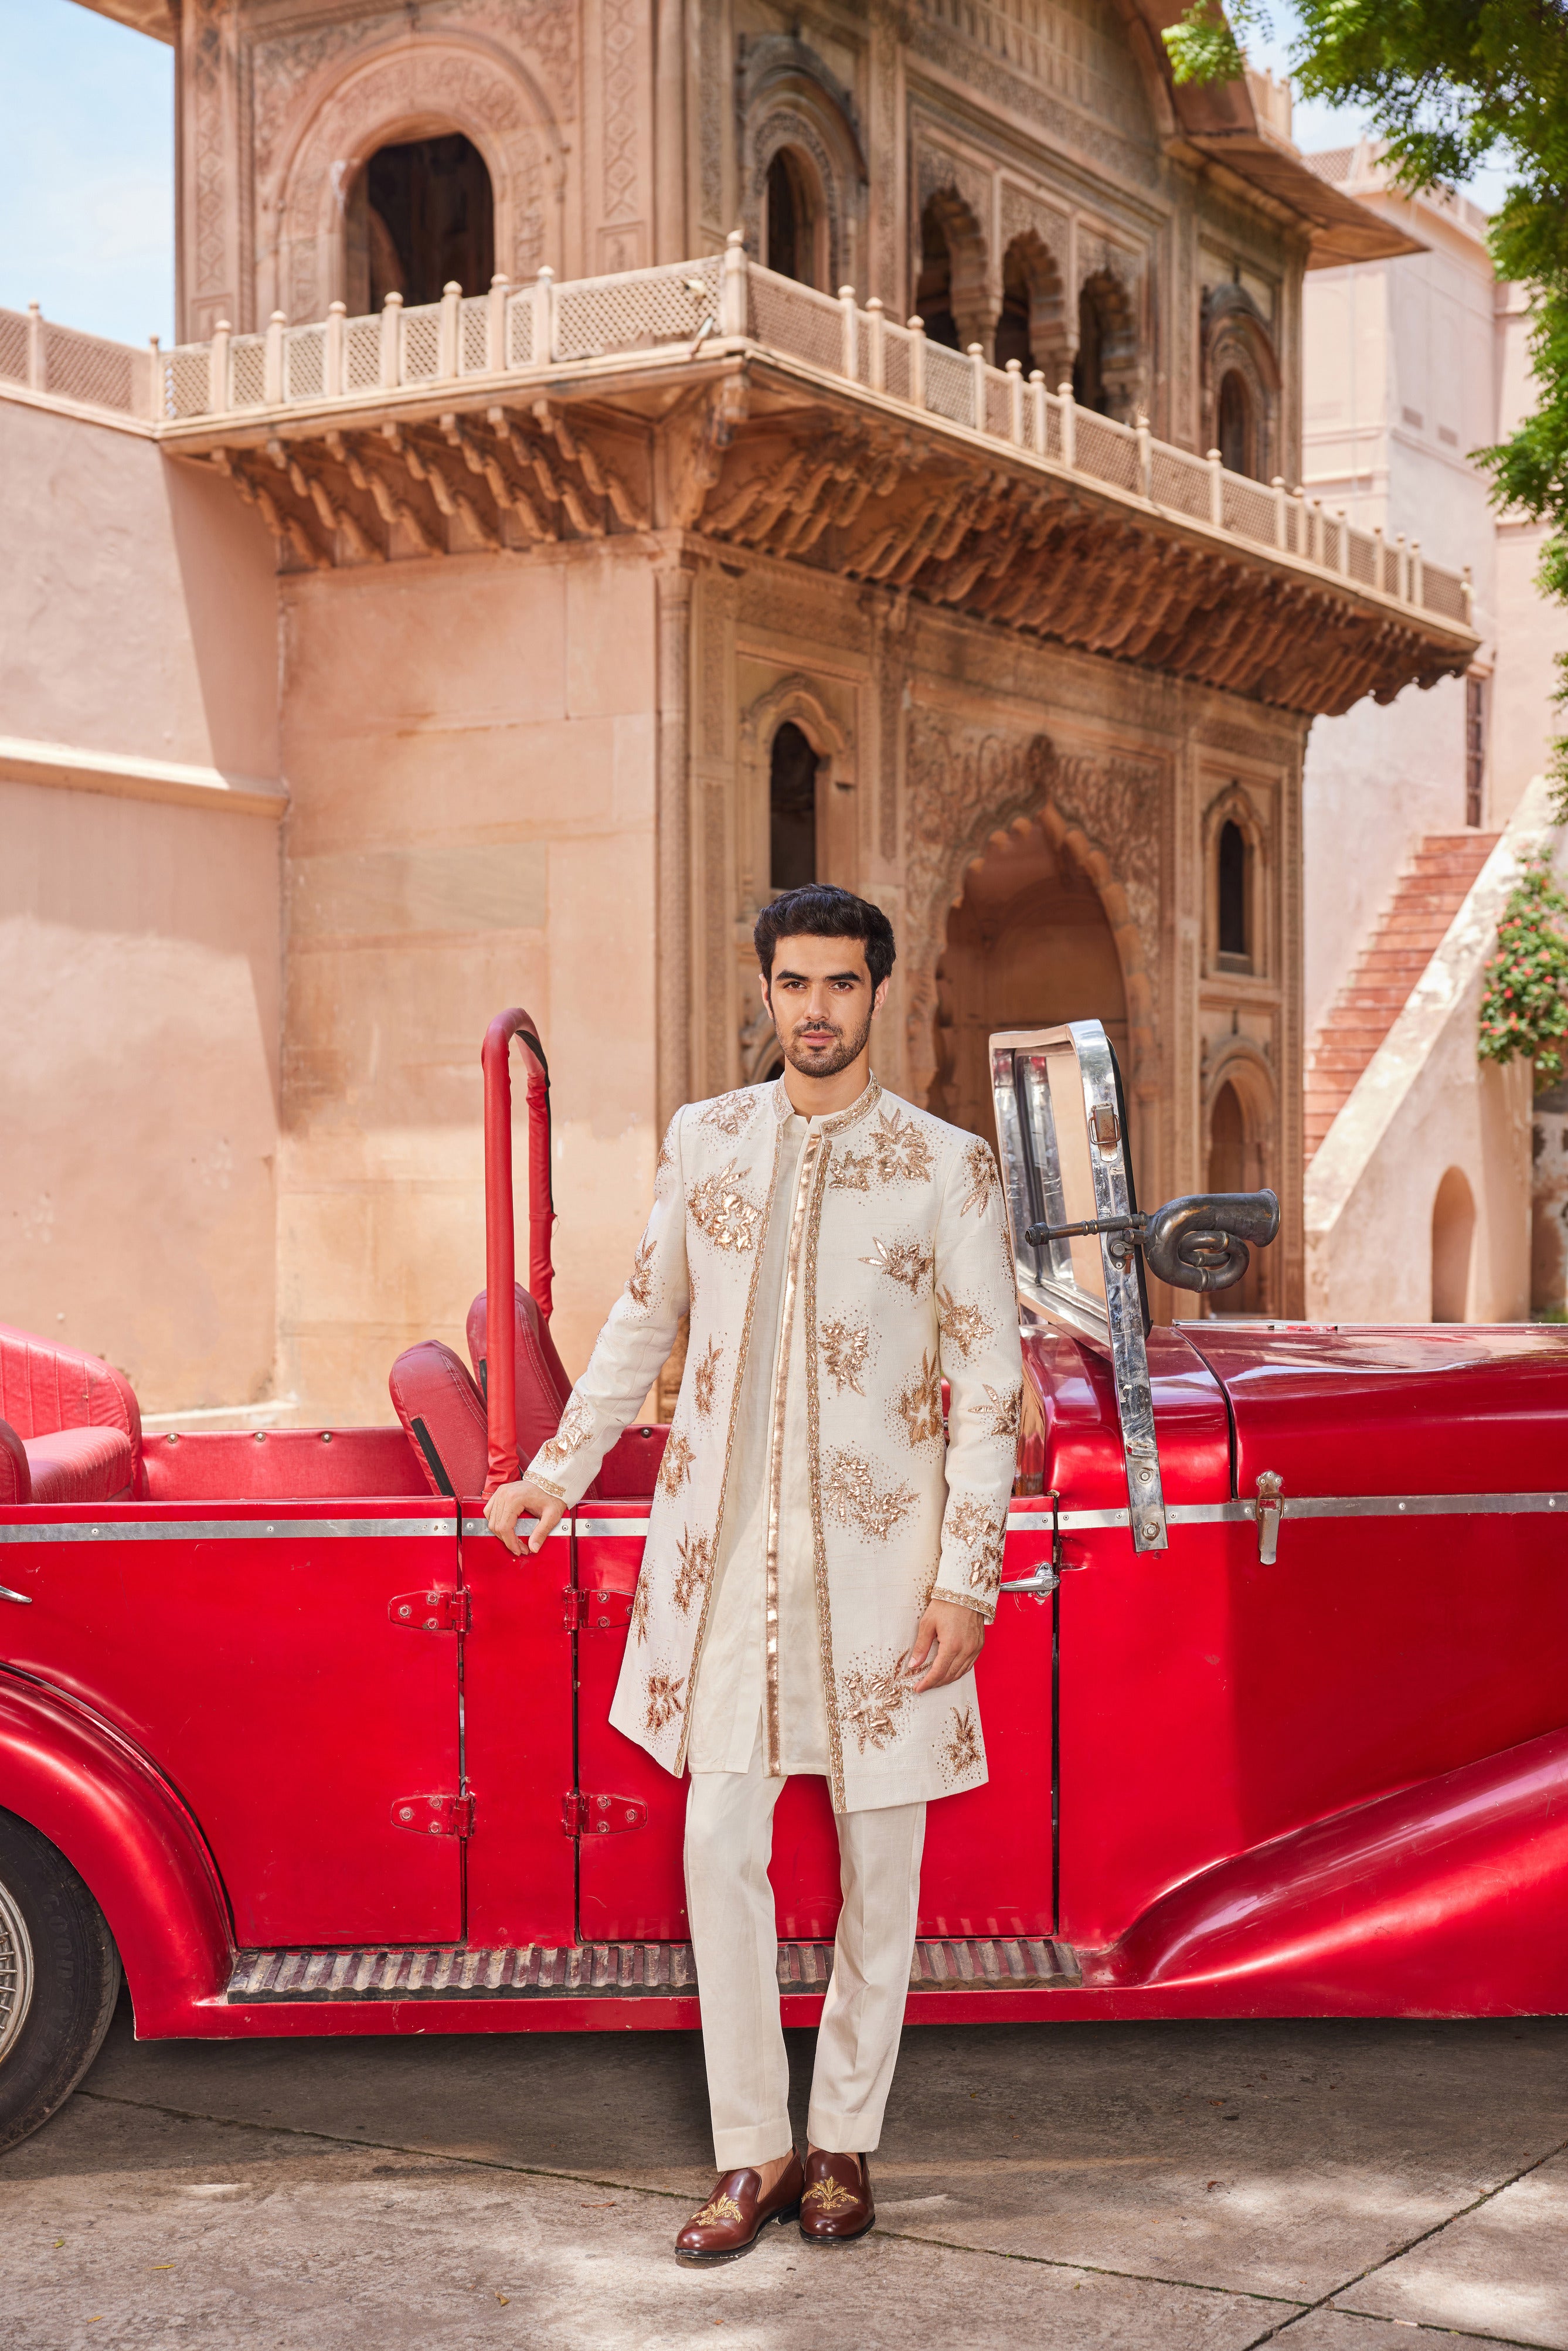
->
[526,1073,1023,1813]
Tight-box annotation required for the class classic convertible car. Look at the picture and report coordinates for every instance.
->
[1,1010,1564,2154]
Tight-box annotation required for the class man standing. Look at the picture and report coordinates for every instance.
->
[487,884,1021,2262]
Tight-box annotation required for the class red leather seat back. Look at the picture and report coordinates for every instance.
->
[0,1325,141,1501]
[0,1419,30,1507]
[23,1425,136,1507]
[388,1341,488,1499]
[465,1285,574,1475]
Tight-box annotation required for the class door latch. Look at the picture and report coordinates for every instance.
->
[389,1589,470,1632]
[562,1791,647,1838]
[392,1793,473,1837]
[562,1587,636,1632]
[1255,1471,1284,1564]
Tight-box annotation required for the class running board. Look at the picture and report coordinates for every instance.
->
[226,1935,1080,2003]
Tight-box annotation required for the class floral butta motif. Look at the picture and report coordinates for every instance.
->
[944,1706,983,1782]
[536,1397,593,1473]
[862,1235,935,1293]
[833,1106,936,1192]
[824,1448,916,1543]
[838,1652,914,1754]
[699,1089,761,1138]
[960,1137,1004,1218]
[692,1336,723,1416]
[674,1526,715,1612]
[644,1666,686,1736]
[981,1381,1022,1441]
[688,1164,764,1253]
[948,1495,1007,1599]
[629,1574,651,1646]
[936,1283,994,1360]
[820,1314,872,1396]
[626,1237,657,1311]
[896,1350,944,1448]
[658,1430,694,1495]
[692,2190,744,2228]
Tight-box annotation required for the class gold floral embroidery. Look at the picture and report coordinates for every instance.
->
[644,1666,686,1735]
[948,1495,1006,1598]
[833,1107,935,1192]
[629,1574,651,1645]
[895,1350,944,1448]
[944,1705,982,1779]
[626,1236,657,1311]
[536,1395,593,1470]
[654,1124,676,1195]
[658,1430,693,1496]
[960,1137,1002,1218]
[981,1381,1022,1442]
[693,1337,723,1416]
[837,1652,913,1754]
[673,1525,715,1613]
[820,1314,872,1396]
[936,1283,994,1361]
[802,2176,859,2213]
[824,1448,916,1543]
[861,1235,934,1294]
[688,1163,764,1253]
[699,1089,758,1137]
[691,2191,743,2228]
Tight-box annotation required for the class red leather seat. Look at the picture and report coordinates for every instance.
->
[388,1340,488,1500]
[0,1324,141,1507]
[465,1285,572,1467]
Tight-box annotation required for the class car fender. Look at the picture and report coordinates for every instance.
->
[1090,1722,1568,2013]
[0,1669,233,2032]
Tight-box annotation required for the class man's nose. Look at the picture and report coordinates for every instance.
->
[803,987,836,1024]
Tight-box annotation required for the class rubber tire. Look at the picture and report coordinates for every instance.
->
[0,1809,121,2155]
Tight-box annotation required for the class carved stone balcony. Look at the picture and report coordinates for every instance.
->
[0,240,1477,715]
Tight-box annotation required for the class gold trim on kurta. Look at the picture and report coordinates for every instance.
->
[802,1139,848,1810]
[761,1126,824,1777]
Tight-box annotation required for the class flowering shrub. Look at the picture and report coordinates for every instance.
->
[1478,851,1568,1088]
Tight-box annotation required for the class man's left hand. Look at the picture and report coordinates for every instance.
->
[906,1597,985,1693]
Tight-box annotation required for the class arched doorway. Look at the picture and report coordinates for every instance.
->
[346,131,495,312]
[1205,1079,1266,1314]
[1217,368,1254,477]
[929,825,1128,1161]
[1431,1167,1475,1321]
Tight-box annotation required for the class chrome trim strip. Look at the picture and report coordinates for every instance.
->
[1008,1493,1568,1535]
[0,1583,34,1604]
[462,1516,549,1539]
[572,1517,652,1539]
[0,1516,453,1544]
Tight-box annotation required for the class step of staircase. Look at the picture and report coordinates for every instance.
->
[1305,831,1498,1161]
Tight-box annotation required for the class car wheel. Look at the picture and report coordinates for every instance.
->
[0,1809,121,2155]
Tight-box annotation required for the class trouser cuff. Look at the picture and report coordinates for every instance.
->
[806,2104,880,2156]
[712,2116,795,2170]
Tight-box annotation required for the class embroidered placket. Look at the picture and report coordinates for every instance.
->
[763,1127,822,1778]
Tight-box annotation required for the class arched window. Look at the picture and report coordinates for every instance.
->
[769,722,819,892]
[1217,818,1249,966]
[354,132,494,310]
[1217,369,1253,477]
[914,200,962,350]
[994,244,1033,373]
[1073,283,1108,413]
[765,147,819,287]
[1072,271,1139,420]
[1431,1167,1475,1321]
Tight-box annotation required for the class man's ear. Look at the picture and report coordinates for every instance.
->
[872,975,890,1017]
[759,969,776,1025]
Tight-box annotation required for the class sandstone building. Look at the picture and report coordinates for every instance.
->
[1,1,1473,1419]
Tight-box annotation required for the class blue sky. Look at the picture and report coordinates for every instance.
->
[0,0,1512,350]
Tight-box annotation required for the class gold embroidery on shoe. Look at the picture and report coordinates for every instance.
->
[536,1395,593,1471]
[824,1448,915,1543]
[673,1525,715,1613]
[803,2175,859,2213]
[688,1163,764,1252]
[981,1380,1022,1441]
[625,1236,657,1311]
[658,1429,694,1495]
[693,1336,723,1416]
[895,1350,944,1448]
[644,1666,686,1735]
[838,1650,914,1754]
[960,1137,1002,1218]
[861,1235,934,1293]
[936,1283,993,1361]
[691,2190,744,2228]
[820,1314,872,1396]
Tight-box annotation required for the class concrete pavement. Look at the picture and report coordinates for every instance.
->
[3,2001,1566,2348]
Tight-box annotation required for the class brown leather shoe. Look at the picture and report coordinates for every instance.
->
[674,2152,805,2265]
[799,2148,875,2245]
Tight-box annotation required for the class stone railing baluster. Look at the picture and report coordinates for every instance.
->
[967,344,985,432]
[487,273,510,373]
[532,267,555,367]
[1136,413,1152,499]
[840,286,859,379]
[1030,369,1046,456]
[379,291,402,389]
[1006,356,1023,443]
[866,296,885,392]
[209,318,230,415]
[1059,383,1075,469]
[1208,446,1223,528]
[325,301,346,399]
[908,315,926,409]
[438,281,461,379]
[264,311,285,406]
[720,229,748,338]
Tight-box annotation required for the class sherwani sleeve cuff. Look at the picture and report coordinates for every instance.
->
[928,1581,992,1623]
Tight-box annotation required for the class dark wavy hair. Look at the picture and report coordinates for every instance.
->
[754,884,897,992]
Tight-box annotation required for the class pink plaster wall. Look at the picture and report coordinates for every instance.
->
[275,541,658,1423]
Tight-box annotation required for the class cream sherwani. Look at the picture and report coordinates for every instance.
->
[526,1073,1021,2163]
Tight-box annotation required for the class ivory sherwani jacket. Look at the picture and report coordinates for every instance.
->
[525,1075,1023,1812]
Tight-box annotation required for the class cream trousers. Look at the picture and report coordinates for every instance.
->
[683,1747,927,2169]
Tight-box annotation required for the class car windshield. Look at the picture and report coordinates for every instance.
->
[990,1030,1111,1344]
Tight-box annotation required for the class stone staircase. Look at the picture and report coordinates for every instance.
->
[1305,832,1499,1161]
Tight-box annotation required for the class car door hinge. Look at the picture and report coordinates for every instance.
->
[1255,1471,1284,1564]
[562,1791,647,1839]
[392,1793,473,1837]
[389,1588,470,1632]
[562,1587,636,1632]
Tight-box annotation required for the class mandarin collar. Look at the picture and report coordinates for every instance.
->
[769,1072,882,1135]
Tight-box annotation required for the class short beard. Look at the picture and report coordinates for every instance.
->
[776,998,875,1080]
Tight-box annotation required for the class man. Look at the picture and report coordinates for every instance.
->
[487,884,1021,2262]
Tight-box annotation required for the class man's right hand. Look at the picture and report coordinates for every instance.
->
[485,1477,565,1556]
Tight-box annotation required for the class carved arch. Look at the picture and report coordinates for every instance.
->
[1202,284,1283,481]
[1201,778,1270,979]
[738,671,856,919]
[1200,1035,1279,1313]
[1076,260,1143,420]
[741,37,866,294]
[916,181,993,355]
[998,227,1071,383]
[267,33,563,324]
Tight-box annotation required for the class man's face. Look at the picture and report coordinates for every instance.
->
[762,933,886,1079]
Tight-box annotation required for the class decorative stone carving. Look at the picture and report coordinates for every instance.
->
[600,0,641,240]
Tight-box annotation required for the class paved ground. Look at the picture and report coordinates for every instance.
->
[3,1999,1567,2349]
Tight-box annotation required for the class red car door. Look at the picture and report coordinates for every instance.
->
[0,1497,464,1948]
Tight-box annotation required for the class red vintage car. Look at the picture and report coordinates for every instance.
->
[1,1011,1565,2155]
